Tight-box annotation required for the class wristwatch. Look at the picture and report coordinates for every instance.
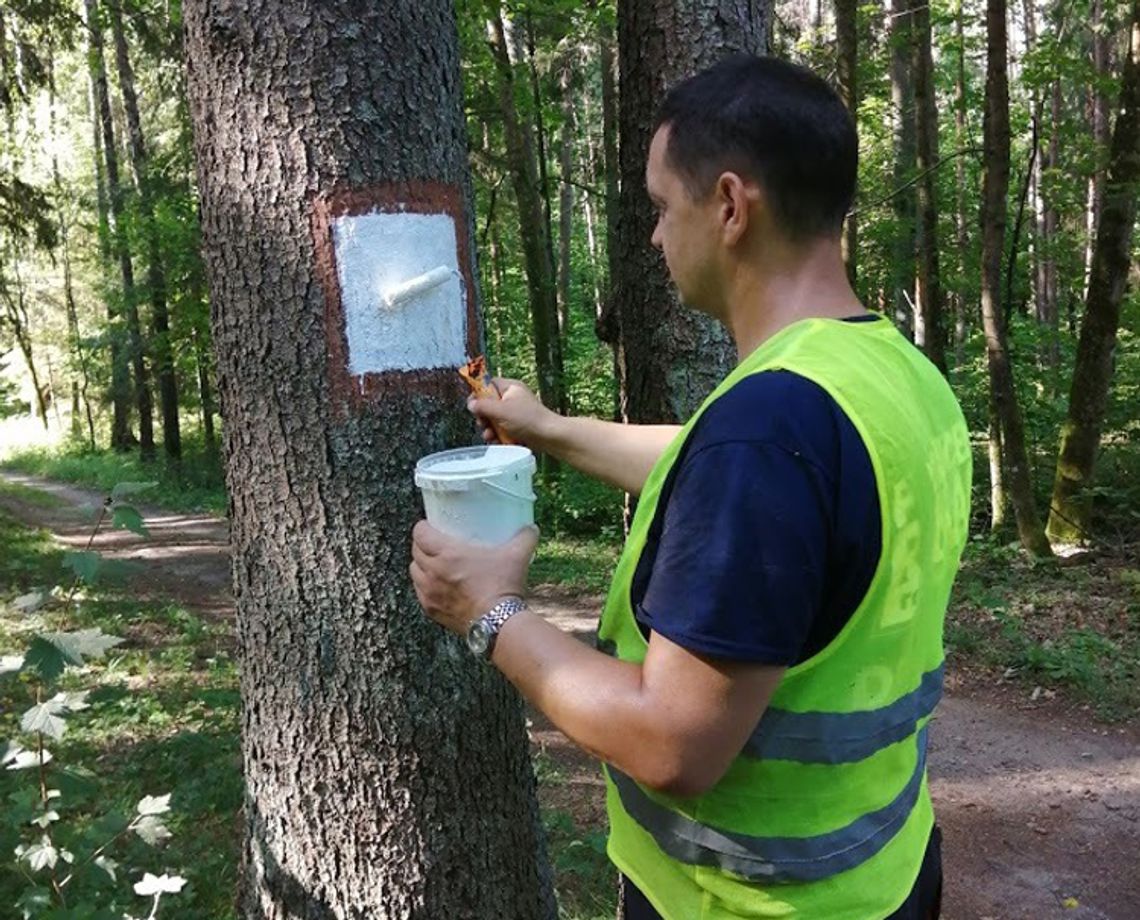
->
[467,596,528,660]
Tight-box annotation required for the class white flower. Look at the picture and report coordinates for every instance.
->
[133,872,187,896]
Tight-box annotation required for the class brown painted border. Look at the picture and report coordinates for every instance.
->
[311,180,478,414]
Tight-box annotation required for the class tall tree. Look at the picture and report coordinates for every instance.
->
[84,15,133,449]
[557,52,575,334]
[953,0,970,363]
[184,0,554,915]
[1048,0,1140,542]
[488,7,567,415]
[912,0,947,372]
[108,0,181,461]
[980,0,1052,555]
[889,0,917,336]
[85,0,155,460]
[835,0,858,287]
[613,0,769,425]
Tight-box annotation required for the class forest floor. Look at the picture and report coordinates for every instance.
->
[0,469,1137,920]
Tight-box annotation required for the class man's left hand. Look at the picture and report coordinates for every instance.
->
[410,521,539,635]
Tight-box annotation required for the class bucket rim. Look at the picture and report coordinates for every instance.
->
[415,444,535,482]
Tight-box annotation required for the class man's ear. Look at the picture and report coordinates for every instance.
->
[716,172,760,246]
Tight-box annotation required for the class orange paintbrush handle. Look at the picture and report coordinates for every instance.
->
[458,356,515,445]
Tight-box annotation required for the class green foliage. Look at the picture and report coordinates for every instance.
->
[542,809,616,920]
[0,492,231,918]
[2,442,225,515]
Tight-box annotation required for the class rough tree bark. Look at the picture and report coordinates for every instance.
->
[488,9,567,415]
[980,0,1052,555]
[108,0,181,461]
[913,0,947,373]
[183,1,555,916]
[614,0,770,425]
[836,0,858,287]
[86,0,155,460]
[1048,0,1140,543]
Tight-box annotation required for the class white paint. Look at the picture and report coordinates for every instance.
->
[384,265,455,308]
[332,211,466,374]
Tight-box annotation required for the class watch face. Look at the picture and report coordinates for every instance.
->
[467,621,492,657]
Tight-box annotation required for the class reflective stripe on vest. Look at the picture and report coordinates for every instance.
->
[598,636,942,765]
[606,727,929,884]
[743,664,943,764]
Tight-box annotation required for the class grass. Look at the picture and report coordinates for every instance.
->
[946,535,1140,720]
[1,435,227,516]
[532,536,622,593]
[0,509,617,918]
[0,479,67,509]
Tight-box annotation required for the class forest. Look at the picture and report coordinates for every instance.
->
[0,0,1137,917]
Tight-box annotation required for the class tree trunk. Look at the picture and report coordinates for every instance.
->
[953,0,969,364]
[889,0,917,338]
[912,0,947,373]
[85,0,154,460]
[557,56,575,336]
[1047,0,1140,543]
[49,50,97,450]
[614,0,769,425]
[836,0,858,288]
[598,16,625,421]
[980,0,1052,555]
[488,10,567,415]
[84,10,133,450]
[108,0,181,461]
[191,324,216,454]
[1,274,49,429]
[183,1,555,916]
[1084,0,1111,301]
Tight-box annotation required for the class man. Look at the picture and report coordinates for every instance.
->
[410,55,971,919]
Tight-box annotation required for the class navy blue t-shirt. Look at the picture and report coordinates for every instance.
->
[631,321,883,666]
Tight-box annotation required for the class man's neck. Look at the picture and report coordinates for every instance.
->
[723,235,867,362]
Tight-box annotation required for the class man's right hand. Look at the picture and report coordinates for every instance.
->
[468,378,555,449]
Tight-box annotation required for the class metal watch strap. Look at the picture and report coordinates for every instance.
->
[473,596,527,659]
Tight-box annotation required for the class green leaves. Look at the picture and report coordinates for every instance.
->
[22,629,125,682]
[111,505,148,537]
[20,692,90,740]
[63,551,102,586]
[133,793,172,846]
[110,482,157,502]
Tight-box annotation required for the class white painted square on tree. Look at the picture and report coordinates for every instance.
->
[332,210,467,375]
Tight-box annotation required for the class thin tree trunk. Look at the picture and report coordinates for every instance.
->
[84,10,133,449]
[913,0,947,373]
[184,0,556,915]
[1084,0,1111,301]
[980,0,1052,555]
[1048,0,1140,543]
[597,17,624,422]
[49,51,97,450]
[890,0,917,338]
[954,0,969,364]
[836,0,858,287]
[109,0,181,461]
[613,0,769,425]
[488,10,567,416]
[191,324,216,453]
[86,0,155,460]
[557,56,575,336]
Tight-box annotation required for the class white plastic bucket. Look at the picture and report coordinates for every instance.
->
[414,445,537,545]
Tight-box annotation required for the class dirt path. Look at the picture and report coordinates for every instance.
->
[2,470,1137,919]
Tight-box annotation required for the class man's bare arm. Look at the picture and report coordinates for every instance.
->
[470,379,680,496]
[491,612,783,797]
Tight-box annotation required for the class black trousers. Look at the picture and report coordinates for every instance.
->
[619,826,943,920]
